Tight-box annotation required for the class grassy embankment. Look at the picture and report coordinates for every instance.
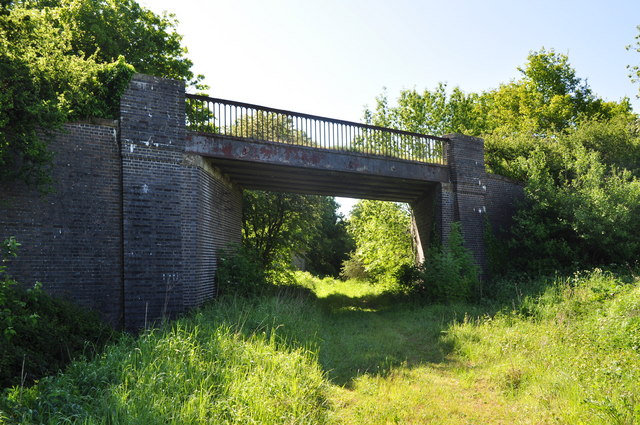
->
[2,269,640,424]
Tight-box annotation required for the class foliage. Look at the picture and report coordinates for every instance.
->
[397,222,480,302]
[365,49,640,272]
[0,0,198,186]
[339,257,368,281]
[628,25,640,98]
[346,200,414,284]
[0,237,113,389]
[0,297,330,424]
[216,243,266,297]
[508,146,640,272]
[0,6,133,185]
[364,83,484,137]
[242,190,351,276]
[303,198,354,278]
[366,49,635,177]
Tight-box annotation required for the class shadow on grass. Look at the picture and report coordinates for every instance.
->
[315,291,487,387]
[213,283,494,388]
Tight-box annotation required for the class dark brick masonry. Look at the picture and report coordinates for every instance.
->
[1,122,124,326]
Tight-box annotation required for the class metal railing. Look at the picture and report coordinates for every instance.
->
[185,94,448,165]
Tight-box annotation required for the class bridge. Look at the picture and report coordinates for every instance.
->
[1,74,522,330]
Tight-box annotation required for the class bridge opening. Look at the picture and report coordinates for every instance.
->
[239,184,423,286]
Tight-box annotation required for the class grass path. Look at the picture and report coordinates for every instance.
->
[300,275,539,424]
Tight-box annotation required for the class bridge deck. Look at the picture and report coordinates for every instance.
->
[186,133,449,202]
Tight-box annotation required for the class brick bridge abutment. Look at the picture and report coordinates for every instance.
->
[1,74,522,330]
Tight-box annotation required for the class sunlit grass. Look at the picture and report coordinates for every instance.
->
[3,268,640,424]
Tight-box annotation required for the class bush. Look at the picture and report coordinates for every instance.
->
[339,257,368,281]
[397,222,480,302]
[509,147,640,272]
[216,244,267,297]
[0,237,114,389]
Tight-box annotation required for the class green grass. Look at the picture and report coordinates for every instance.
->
[2,269,640,424]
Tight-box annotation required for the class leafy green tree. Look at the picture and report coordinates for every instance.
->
[0,5,135,185]
[364,84,485,136]
[364,49,640,272]
[1,0,199,186]
[628,25,640,98]
[22,0,201,85]
[509,146,640,271]
[242,191,347,273]
[303,198,354,278]
[365,49,635,178]
[346,200,414,283]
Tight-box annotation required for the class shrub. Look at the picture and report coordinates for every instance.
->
[0,237,114,389]
[339,257,369,281]
[397,222,480,302]
[216,244,267,297]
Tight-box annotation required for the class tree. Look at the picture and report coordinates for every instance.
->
[346,200,414,283]
[303,198,354,278]
[628,25,640,98]
[509,146,640,271]
[364,49,635,179]
[0,5,135,185]
[242,191,349,273]
[1,0,199,186]
[364,83,485,136]
[364,49,640,272]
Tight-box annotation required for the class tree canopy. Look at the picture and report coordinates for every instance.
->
[345,200,414,284]
[0,0,200,186]
[628,25,640,99]
[242,190,352,277]
[363,48,640,273]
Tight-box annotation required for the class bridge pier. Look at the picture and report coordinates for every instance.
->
[119,74,241,330]
[411,134,487,276]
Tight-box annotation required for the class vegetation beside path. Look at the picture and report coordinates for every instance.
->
[3,269,640,424]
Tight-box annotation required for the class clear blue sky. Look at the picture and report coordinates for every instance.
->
[141,0,640,214]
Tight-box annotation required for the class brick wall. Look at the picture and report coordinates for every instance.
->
[181,155,242,309]
[0,122,123,326]
[119,74,243,330]
[443,134,488,276]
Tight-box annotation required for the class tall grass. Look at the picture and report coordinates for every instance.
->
[445,269,640,424]
[1,298,329,424]
[2,268,640,424]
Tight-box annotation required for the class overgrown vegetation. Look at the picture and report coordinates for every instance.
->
[0,0,201,186]
[3,269,640,424]
[366,49,640,274]
[397,222,480,302]
[342,200,414,284]
[242,190,353,277]
[0,237,113,389]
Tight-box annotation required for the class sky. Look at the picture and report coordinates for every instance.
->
[141,0,640,215]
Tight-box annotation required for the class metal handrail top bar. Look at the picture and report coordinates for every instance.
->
[185,93,449,142]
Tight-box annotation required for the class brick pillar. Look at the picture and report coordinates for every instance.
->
[119,74,187,330]
[119,74,243,330]
[441,134,487,276]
